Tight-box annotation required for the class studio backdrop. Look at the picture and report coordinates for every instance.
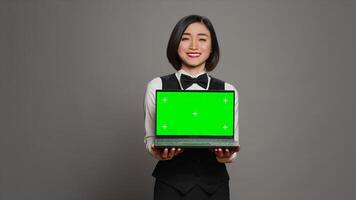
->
[1,0,355,200]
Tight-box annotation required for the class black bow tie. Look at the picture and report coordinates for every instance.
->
[180,73,208,90]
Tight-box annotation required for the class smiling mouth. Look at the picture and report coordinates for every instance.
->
[187,53,201,58]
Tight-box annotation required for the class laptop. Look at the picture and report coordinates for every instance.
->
[154,90,239,148]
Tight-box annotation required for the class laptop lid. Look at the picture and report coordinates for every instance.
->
[155,90,235,138]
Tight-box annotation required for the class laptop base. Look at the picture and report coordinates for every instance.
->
[154,138,239,148]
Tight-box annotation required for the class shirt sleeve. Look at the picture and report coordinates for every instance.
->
[144,77,162,158]
[216,82,240,163]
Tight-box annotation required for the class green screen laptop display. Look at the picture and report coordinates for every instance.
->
[156,90,234,137]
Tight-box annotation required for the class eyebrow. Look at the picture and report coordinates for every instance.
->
[182,33,209,37]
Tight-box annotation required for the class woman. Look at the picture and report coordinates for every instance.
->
[144,14,240,200]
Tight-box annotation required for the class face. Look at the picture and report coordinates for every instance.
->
[177,22,212,70]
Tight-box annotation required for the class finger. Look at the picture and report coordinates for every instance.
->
[169,148,176,158]
[151,144,158,152]
[175,148,182,156]
[215,148,223,157]
[224,148,230,157]
[178,148,184,154]
[236,146,240,152]
[152,145,164,154]
[214,148,219,156]
[218,148,224,157]
[162,148,169,159]
[229,147,235,154]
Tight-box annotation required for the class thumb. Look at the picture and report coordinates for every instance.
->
[151,144,157,152]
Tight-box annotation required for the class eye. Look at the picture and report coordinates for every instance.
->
[199,39,207,41]
[181,38,189,41]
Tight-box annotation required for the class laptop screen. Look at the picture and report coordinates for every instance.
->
[155,90,234,137]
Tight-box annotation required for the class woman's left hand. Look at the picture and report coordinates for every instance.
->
[211,146,240,159]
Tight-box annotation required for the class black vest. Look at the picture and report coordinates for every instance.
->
[152,73,229,195]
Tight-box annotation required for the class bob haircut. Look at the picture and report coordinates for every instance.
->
[166,14,220,72]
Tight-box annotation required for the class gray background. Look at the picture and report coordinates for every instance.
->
[1,0,355,200]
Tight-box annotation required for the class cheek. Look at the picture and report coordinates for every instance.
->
[178,42,189,52]
[178,44,189,57]
[201,43,212,54]
[177,45,186,60]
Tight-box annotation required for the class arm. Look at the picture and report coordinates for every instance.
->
[143,78,184,160]
[143,77,161,158]
[214,83,240,163]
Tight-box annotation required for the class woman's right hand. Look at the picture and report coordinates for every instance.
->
[151,144,184,160]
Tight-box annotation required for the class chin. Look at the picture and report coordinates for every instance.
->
[182,60,206,68]
[183,63,205,69]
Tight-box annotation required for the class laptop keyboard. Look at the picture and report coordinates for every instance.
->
[155,138,237,147]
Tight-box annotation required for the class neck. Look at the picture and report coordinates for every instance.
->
[181,64,206,76]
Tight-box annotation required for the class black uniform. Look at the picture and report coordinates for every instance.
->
[153,73,230,200]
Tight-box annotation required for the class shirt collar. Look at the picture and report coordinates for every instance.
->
[176,68,208,79]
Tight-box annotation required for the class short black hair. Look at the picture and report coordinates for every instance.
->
[166,14,220,72]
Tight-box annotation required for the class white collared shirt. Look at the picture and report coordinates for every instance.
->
[144,69,239,163]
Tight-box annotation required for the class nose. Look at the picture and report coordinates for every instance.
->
[190,38,198,50]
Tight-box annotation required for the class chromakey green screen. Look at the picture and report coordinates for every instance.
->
[156,91,234,136]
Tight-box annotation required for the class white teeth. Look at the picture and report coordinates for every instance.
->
[188,53,200,57]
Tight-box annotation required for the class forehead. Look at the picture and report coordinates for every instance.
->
[183,22,211,36]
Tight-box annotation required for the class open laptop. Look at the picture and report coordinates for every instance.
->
[154,90,239,148]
